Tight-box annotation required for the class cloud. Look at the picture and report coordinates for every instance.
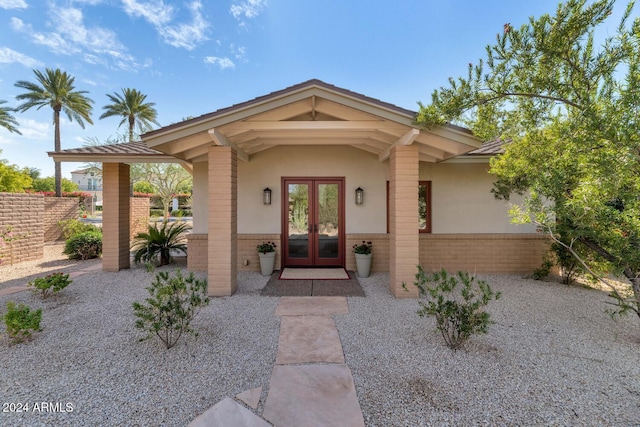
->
[14,118,50,140]
[0,0,27,9]
[230,44,247,62]
[204,56,235,70]
[12,6,139,71]
[230,0,267,20]
[0,46,42,67]
[122,0,209,50]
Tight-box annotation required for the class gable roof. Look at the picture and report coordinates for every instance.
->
[49,141,178,163]
[142,79,482,164]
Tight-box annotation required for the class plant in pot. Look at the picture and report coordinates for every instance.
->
[353,240,373,278]
[257,241,277,276]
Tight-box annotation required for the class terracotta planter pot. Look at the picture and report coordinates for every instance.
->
[258,251,276,276]
[355,253,372,278]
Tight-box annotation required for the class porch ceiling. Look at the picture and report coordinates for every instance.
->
[143,80,482,163]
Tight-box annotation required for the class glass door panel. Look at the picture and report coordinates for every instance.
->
[316,183,339,260]
[287,183,310,261]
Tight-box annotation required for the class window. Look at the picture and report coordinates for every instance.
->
[419,181,431,233]
[386,180,432,233]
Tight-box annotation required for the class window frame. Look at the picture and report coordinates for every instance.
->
[418,180,432,234]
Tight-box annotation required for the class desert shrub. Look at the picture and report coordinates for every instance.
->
[63,230,102,260]
[530,253,554,281]
[28,273,72,299]
[405,266,501,350]
[132,221,190,266]
[4,301,42,344]
[132,270,209,349]
[58,218,101,240]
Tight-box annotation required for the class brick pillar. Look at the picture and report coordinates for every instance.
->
[389,145,419,297]
[208,146,237,296]
[102,163,130,272]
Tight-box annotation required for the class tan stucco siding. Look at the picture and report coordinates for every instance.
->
[236,145,389,234]
[421,162,536,234]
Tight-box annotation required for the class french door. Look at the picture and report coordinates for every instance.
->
[282,178,345,267]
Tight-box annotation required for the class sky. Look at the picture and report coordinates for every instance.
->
[0,0,634,179]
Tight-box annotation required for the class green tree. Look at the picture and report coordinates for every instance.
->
[31,176,78,193]
[0,100,20,134]
[14,68,94,197]
[0,150,32,192]
[138,163,192,218]
[99,88,160,142]
[416,0,640,319]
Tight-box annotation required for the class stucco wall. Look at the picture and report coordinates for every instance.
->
[192,147,535,236]
[421,162,537,234]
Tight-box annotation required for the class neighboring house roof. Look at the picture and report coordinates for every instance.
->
[141,79,482,164]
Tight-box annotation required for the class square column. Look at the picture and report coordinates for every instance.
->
[208,146,238,296]
[102,163,130,272]
[389,145,419,297]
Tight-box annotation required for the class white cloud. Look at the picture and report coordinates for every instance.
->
[0,46,42,67]
[160,1,209,50]
[121,0,174,27]
[13,6,139,71]
[15,118,50,140]
[0,0,27,9]
[230,0,266,20]
[204,56,235,70]
[230,44,246,61]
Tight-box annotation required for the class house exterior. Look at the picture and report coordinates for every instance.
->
[50,80,547,297]
[70,168,103,204]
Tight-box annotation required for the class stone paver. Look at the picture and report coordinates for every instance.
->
[275,296,348,316]
[263,364,365,427]
[188,397,270,427]
[276,315,345,365]
[236,387,262,410]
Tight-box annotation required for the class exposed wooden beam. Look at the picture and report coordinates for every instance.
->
[378,128,420,161]
[222,120,400,131]
[419,153,438,163]
[208,129,250,162]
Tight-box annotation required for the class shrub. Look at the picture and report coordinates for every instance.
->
[405,267,501,351]
[132,270,209,349]
[28,273,72,299]
[132,221,190,266]
[58,218,101,240]
[530,253,554,281]
[63,230,102,260]
[4,301,42,344]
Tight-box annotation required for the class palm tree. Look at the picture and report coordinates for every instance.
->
[0,100,21,134]
[99,88,160,142]
[14,68,94,196]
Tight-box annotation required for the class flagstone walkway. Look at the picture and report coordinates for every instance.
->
[189,296,365,426]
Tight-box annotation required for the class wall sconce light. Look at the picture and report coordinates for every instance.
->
[263,187,272,205]
[355,187,364,205]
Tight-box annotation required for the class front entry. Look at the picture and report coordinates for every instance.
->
[282,177,345,267]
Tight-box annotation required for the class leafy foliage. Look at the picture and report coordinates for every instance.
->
[132,221,190,266]
[257,241,276,254]
[58,218,101,240]
[32,177,79,193]
[406,267,501,350]
[99,88,160,142]
[0,100,20,134]
[28,273,72,299]
[352,240,373,255]
[63,230,102,260]
[416,0,640,320]
[0,150,32,192]
[14,68,94,197]
[132,270,209,349]
[4,301,42,345]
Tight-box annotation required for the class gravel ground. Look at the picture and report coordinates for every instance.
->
[1,247,639,426]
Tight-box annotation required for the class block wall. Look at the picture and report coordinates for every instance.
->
[0,193,44,265]
[130,197,150,242]
[44,197,78,242]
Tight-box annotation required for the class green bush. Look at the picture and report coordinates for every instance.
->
[4,301,42,344]
[58,218,101,240]
[132,270,209,349]
[405,267,501,350]
[150,209,164,217]
[132,221,190,266]
[63,230,102,260]
[28,273,72,299]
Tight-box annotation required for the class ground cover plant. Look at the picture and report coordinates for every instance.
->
[4,301,42,345]
[406,267,501,350]
[28,273,72,299]
[132,221,190,266]
[132,269,209,349]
